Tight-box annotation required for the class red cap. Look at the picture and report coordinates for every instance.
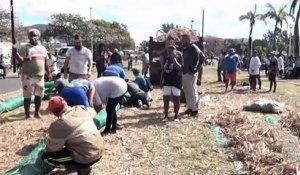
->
[47,96,67,112]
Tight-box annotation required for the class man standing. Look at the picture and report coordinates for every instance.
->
[42,96,104,175]
[139,51,150,77]
[269,51,279,93]
[13,29,51,118]
[94,43,107,78]
[64,35,93,82]
[277,52,284,78]
[217,51,227,82]
[249,50,262,91]
[181,34,204,117]
[224,48,240,92]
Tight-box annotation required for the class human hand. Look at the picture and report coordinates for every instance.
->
[87,72,92,78]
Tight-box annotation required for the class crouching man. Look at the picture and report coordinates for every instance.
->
[127,81,150,108]
[42,96,104,175]
[54,79,95,107]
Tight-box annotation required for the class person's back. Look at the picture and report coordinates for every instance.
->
[93,76,127,104]
[47,105,104,164]
[68,79,92,92]
[127,81,143,95]
[58,79,93,107]
[104,64,126,79]
[269,57,278,74]
[134,75,148,92]
[249,56,261,75]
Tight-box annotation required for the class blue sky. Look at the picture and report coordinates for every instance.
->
[0,0,294,44]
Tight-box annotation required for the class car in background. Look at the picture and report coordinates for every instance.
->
[1,56,11,69]
[56,46,72,70]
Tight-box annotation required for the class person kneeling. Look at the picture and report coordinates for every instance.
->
[42,96,104,175]
[127,81,150,108]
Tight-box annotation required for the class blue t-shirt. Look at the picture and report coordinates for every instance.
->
[104,65,126,79]
[134,75,148,92]
[68,79,91,92]
[224,54,240,72]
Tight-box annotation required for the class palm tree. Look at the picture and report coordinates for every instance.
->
[290,0,300,65]
[239,4,265,57]
[264,3,293,50]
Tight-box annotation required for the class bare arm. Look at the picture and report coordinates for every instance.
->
[44,58,51,79]
[63,56,70,78]
[87,56,93,76]
[12,47,26,64]
[88,83,95,107]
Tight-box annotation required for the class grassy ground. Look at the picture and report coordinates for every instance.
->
[0,65,300,174]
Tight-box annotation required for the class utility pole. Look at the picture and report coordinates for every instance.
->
[201,9,205,53]
[90,7,93,53]
[10,0,16,73]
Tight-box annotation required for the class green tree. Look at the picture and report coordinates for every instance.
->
[264,4,293,50]
[290,0,300,65]
[42,13,89,45]
[91,20,135,50]
[239,4,265,57]
[0,8,10,41]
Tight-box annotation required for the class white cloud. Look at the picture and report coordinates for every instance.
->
[0,0,293,44]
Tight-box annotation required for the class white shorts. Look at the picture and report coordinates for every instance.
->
[163,86,181,97]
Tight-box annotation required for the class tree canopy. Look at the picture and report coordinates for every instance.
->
[42,13,135,50]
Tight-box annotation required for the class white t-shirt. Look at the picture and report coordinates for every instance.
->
[66,47,92,74]
[93,76,127,105]
[249,56,261,75]
[139,53,149,64]
[277,56,284,70]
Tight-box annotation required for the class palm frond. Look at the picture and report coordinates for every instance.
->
[254,4,257,14]
[239,14,250,21]
[290,0,298,14]
[266,3,276,13]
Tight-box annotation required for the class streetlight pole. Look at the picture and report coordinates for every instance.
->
[10,0,16,73]
[191,20,194,29]
[200,9,205,53]
[90,7,93,53]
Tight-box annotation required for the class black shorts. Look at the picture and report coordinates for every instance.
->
[269,73,276,81]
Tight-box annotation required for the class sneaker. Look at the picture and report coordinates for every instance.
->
[137,99,143,108]
[162,115,169,122]
[174,116,181,122]
[190,111,198,117]
[184,109,192,115]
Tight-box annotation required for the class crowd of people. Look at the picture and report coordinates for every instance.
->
[6,27,295,174]
[217,49,296,93]
[6,28,159,175]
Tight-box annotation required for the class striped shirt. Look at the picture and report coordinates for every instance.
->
[20,43,48,76]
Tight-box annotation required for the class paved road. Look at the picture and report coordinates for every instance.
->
[0,74,21,94]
